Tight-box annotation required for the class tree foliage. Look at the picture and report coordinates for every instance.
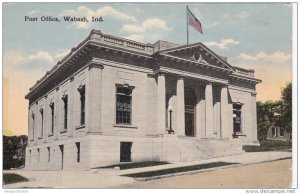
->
[257,83,292,140]
[3,135,27,169]
[281,83,292,132]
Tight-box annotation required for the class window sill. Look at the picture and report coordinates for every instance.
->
[113,124,137,129]
[233,132,247,136]
[60,130,68,134]
[76,125,86,130]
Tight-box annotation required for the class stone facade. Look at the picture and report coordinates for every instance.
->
[25,30,261,170]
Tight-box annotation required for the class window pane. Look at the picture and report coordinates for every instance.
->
[233,104,242,133]
[64,96,68,129]
[116,86,132,124]
[80,86,85,125]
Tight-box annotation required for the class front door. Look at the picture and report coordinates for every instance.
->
[184,87,197,137]
[120,142,132,162]
[185,107,195,136]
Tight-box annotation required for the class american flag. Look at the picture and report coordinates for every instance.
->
[187,6,203,34]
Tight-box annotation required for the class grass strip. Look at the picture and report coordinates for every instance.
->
[243,145,292,152]
[95,161,170,170]
[3,173,29,185]
[122,162,238,178]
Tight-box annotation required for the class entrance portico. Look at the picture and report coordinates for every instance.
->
[153,41,261,143]
[162,72,231,139]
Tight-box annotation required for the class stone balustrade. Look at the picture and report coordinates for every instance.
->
[234,67,255,78]
[90,29,154,54]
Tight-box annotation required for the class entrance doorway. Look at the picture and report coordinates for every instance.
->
[120,142,132,162]
[185,87,197,137]
[59,145,64,170]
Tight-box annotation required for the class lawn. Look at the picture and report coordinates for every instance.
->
[94,161,170,170]
[122,162,238,178]
[3,173,29,185]
[243,140,292,152]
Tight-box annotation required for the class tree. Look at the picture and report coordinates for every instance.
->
[257,101,276,140]
[3,135,28,169]
[256,82,292,141]
[281,83,292,132]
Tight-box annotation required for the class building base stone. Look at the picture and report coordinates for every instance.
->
[25,134,245,170]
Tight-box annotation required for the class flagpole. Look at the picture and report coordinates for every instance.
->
[186,5,189,45]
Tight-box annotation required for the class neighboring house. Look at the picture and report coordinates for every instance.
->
[25,29,261,170]
[267,125,291,141]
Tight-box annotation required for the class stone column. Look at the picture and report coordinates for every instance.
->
[213,87,221,137]
[251,94,258,142]
[88,62,104,134]
[157,73,166,134]
[176,77,185,136]
[220,86,229,138]
[196,84,206,138]
[205,82,214,137]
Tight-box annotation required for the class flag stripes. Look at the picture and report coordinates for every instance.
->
[187,6,203,34]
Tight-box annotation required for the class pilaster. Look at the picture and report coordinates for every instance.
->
[251,94,258,142]
[68,76,75,137]
[54,87,59,140]
[43,96,48,140]
[88,62,104,134]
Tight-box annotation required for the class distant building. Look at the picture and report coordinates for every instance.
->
[25,30,261,170]
[267,125,291,141]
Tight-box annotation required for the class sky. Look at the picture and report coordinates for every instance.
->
[2,3,293,135]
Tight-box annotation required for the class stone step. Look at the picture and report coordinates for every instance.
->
[175,138,244,162]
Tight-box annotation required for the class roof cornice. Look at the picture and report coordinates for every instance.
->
[25,29,155,99]
[230,73,262,84]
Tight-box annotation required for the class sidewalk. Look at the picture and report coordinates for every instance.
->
[3,150,292,189]
[116,150,292,176]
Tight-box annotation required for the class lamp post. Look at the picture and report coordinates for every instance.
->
[168,106,174,134]
[13,155,17,168]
